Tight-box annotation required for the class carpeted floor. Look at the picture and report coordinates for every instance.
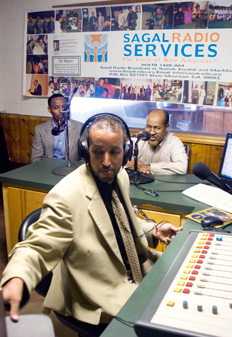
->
[0,191,78,336]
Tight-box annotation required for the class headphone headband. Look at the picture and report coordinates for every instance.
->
[78,113,133,165]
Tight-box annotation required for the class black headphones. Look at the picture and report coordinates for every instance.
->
[78,113,133,166]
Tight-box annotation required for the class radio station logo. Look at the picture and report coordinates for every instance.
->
[84,34,108,62]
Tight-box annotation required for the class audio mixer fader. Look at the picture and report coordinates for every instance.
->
[135,230,232,337]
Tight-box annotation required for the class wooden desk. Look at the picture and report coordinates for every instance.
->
[0,159,78,253]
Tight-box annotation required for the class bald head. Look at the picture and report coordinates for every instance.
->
[147,109,169,126]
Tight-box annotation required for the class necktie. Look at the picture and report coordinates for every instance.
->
[111,190,143,284]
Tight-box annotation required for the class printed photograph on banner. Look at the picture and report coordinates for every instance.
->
[48,77,60,96]
[55,9,82,33]
[94,77,120,99]
[49,77,71,97]
[111,5,141,31]
[26,55,48,74]
[55,11,66,33]
[26,35,48,55]
[209,1,232,28]
[174,2,209,29]
[152,80,183,103]
[217,82,232,107]
[82,7,111,32]
[183,80,216,106]
[25,74,48,96]
[69,77,95,97]
[27,11,55,34]
[120,79,152,101]
[142,3,173,30]
[55,10,80,33]
[53,40,59,53]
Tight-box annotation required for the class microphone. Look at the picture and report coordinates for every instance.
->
[131,131,150,141]
[51,109,66,136]
[192,162,232,193]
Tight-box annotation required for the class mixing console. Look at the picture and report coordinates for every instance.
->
[135,231,232,337]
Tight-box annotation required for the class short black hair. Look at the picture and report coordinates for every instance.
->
[56,13,62,21]
[48,93,65,107]
[86,114,128,144]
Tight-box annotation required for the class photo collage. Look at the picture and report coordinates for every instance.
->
[25,1,232,108]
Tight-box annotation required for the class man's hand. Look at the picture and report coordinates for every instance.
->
[125,159,135,170]
[137,161,151,174]
[2,277,24,322]
[125,159,151,174]
[153,223,183,245]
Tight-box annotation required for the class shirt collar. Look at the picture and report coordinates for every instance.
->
[52,119,67,129]
[91,168,118,200]
[152,132,168,150]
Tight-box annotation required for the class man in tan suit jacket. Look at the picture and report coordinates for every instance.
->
[1,114,182,333]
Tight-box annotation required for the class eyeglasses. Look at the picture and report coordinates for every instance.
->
[145,125,161,132]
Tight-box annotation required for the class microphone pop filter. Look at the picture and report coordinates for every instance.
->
[192,162,211,180]
[143,131,150,141]
[51,127,64,136]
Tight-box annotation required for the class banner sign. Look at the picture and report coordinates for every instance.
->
[24,1,232,112]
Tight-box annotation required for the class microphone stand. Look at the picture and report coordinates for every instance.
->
[52,87,78,176]
[128,139,154,185]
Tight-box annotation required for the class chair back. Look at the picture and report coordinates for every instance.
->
[18,208,52,297]
[0,126,10,170]
[18,208,42,241]
[0,125,26,174]
[184,144,190,157]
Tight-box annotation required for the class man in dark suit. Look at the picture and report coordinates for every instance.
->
[26,39,35,54]
[31,79,42,95]
[127,6,138,30]
[89,11,97,31]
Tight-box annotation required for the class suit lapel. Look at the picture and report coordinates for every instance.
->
[84,167,124,263]
[68,121,75,159]
[45,120,55,158]
[82,166,147,265]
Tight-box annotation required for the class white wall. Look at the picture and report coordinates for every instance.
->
[0,0,109,117]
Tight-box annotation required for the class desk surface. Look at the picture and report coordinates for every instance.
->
[0,159,73,190]
[0,159,218,337]
[0,158,202,213]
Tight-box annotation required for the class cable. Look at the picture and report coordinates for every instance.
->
[112,316,134,328]
[68,158,78,168]
[135,180,185,194]
[137,208,156,223]
[149,189,186,192]
[154,177,204,185]
[137,208,171,227]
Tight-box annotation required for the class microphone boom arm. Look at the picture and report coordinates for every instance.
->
[133,139,139,172]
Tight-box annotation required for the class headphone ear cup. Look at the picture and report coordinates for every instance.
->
[123,143,133,166]
[79,139,90,163]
